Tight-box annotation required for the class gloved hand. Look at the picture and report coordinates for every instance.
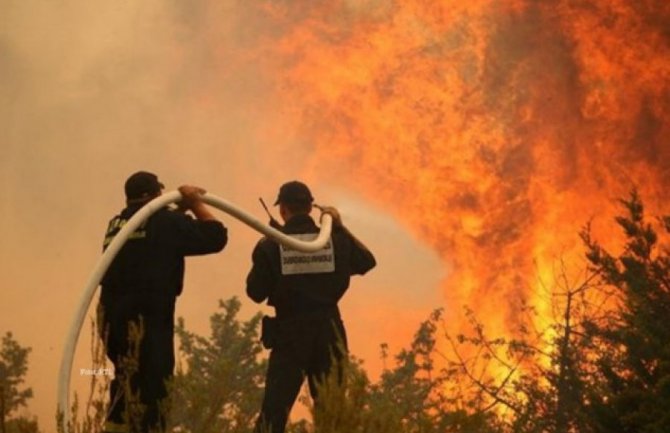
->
[317,205,343,227]
[177,185,207,211]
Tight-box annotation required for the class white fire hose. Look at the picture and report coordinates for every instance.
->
[57,190,333,430]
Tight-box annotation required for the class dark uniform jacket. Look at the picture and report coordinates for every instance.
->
[246,214,376,318]
[100,205,227,302]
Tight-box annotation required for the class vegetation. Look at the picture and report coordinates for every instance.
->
[1,331,39,433]
[581,191,670,432]
[168,298,266,433]
[56,321,111,433]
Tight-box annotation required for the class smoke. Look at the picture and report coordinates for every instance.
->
[0,1,330,426]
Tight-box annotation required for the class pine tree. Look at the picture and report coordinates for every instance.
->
[581,190,670,433]
[0,331,38,433]
[168,297,266,433]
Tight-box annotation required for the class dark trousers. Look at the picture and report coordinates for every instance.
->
[254,315,347,433]
[98,294,175,433]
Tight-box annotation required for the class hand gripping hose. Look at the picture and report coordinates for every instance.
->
[57,190,333,430]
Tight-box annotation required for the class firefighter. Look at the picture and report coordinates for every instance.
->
[247,180,376,433]
[99,171,227,433]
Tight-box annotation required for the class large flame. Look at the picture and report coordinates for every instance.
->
[249,1,670,339]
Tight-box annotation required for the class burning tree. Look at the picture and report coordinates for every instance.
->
[437,190,670,433]
[440,277,599,433]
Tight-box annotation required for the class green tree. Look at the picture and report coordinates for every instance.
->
[168,297,266,433]
[581,190,670,433]
[0,331,39,433]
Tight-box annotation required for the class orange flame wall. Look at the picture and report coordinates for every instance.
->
[249,1,670,335]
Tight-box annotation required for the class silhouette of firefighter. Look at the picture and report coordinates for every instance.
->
[246,180,376,433]
[98,171,227,433]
